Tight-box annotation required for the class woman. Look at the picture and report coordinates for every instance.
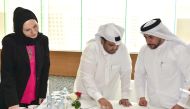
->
[0,7,50,109]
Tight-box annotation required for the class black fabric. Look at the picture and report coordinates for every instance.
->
[13,7,38,45]
[0,85,6,109]
[140,18,161,32]
[13,7,38,35]
[115,36,121,41]
[0,33,50,108]
[19,99,39,108]
[16,32,40,45]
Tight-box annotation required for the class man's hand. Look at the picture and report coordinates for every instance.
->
[119,99,132,107]
[98,98,113,109]
[139,97,147,106]
[171,104,184,109]
[8,105,19,109]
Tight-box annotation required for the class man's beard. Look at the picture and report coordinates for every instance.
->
[104,48,117,54]
[148,44,160,49]
[148,39,163,49]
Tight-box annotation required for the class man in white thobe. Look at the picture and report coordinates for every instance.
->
[74,23,132,109]
[135,18,190,109]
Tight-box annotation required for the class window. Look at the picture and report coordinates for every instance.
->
[125,0,176,52]
[1,0,190,51]
[82,0,126,50]
[48,0,81,51]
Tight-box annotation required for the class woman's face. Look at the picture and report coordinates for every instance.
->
[23,19,39,38]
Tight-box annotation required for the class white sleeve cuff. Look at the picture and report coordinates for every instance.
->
[177,93,190,108]
[93,92,103,101]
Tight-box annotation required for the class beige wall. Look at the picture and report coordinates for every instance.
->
[176,19,190,44]
[0,12,4,37]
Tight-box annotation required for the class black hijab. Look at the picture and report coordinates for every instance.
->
[13,7,39,45]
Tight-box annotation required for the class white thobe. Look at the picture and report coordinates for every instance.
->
[74,39,131,107]
[135,41,190,109]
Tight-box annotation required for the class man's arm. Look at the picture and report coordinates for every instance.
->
[134,47,147,106]
[79,45,103,101]
[174,45,190,108]
[119,46,132,107]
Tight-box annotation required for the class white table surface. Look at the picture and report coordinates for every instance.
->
[37,80,147,109]
[37,99,150,109]
[37,80,166,109]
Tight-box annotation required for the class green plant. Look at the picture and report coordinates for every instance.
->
[71,100,81,109]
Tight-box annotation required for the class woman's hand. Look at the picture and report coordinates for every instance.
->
[39,98,45,104]
[8,105,19,109]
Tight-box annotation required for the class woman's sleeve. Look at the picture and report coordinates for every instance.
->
[39,36,50,98]
[1,37,19,107]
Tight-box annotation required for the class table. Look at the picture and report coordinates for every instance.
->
[37,80,190,109]
[37,99,170,109]
[37,99,148,109]
[36,80,164,109]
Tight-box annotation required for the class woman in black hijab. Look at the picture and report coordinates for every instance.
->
[0,7,50,109]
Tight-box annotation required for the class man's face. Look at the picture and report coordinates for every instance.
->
[101,39,119,54]
[144,34,164,49]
